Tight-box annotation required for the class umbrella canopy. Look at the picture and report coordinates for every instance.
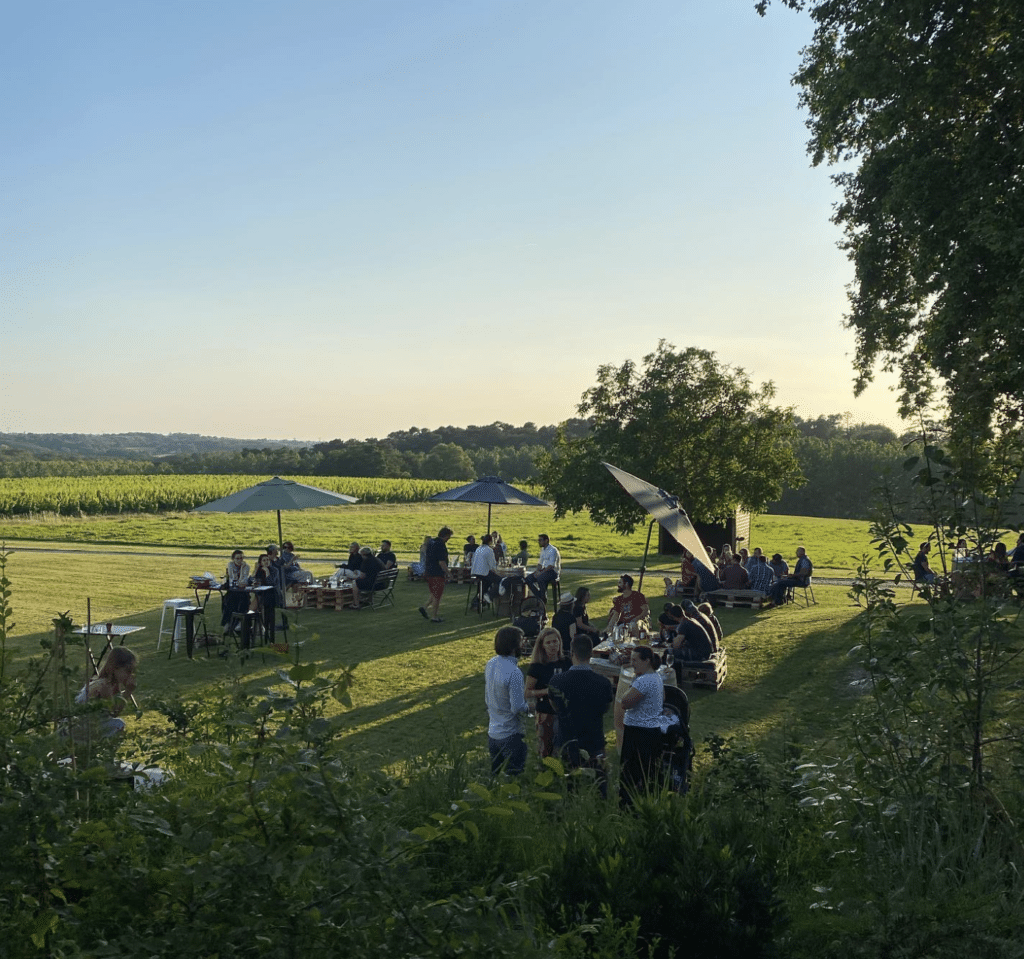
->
[192,476,358,545]
[602,462,708,563]
[429,476,549,535]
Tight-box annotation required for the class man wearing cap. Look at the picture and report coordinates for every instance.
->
[547,636,614,794]
[551,591,577,656]
[525,534,561,602]
[470,533,501,607]
[606,574,650,630]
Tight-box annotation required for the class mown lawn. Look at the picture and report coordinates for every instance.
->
[1,505,896,771]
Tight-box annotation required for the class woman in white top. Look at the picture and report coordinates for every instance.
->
[618,645,665,804]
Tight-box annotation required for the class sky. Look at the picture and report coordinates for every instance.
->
[1,0,905,443]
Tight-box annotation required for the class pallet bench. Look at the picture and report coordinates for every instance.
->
[706,589,768,610]
[676,647,728,691]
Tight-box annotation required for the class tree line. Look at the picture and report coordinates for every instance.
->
[1,414,911,520]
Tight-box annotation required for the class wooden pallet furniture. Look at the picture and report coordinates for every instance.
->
[706,589,768,610]
[676,648,728,691]
[299,584,357,611]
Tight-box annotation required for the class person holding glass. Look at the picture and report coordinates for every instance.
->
[618,646,665,805]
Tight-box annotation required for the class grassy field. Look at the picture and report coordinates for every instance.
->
[1,504,895,773]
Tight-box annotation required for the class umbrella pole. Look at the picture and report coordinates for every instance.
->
[637,518,658,594]
[277,510,283,547]
[487,503,492,537]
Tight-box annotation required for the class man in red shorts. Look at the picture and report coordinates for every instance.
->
[419,526,454,623]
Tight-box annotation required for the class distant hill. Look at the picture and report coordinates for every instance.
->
[0,432,308,460]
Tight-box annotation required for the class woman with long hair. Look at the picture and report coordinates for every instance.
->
[525,627,571,758]
[572,586,600,639]
[74,647,138,739]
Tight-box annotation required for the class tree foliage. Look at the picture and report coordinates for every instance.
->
[762,0,1024,447]
[537,343,805,533]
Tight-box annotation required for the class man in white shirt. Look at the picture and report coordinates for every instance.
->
[525,533,561,602]
[485,625,530,774]
[470,532,501,606]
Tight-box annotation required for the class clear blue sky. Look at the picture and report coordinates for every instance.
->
[1,0,902,442]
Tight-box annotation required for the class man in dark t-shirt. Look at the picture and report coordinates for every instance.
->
[377,540,397,570]
[548,637,614,794]
[420,526,453,623]
[354,548,384,593]
[912,542,936,584]
[673,602,713,664]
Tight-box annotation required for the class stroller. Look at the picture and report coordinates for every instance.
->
[660,685,695,795]
[513,596,548,657]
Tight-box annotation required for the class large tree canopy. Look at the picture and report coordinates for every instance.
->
[536,344,804,534]
[762,0,1024,444]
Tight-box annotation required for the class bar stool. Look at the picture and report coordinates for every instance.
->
[158,599,192,651]
[546,577,562,607]
[465,576,495,616]
[230,610,263,650]
[171,605,206,660]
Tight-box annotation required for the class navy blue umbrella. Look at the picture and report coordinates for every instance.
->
[429,476,548,535]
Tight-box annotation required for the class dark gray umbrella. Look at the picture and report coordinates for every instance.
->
[429,476,549,535]
[192,476,358,544]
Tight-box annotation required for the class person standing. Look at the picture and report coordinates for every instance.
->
[525,534,561,602]
[525,628,571,758]
[548,636,614,794]
[485,625,531,775]
[419,526,453,623]
[618,646,665,805]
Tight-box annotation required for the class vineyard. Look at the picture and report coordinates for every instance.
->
[0,475,502,516]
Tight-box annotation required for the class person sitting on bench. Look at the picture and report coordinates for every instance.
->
[720,555,750,590]
[606,574,650,631]
[912,542,937,585]
[672,602,713,664]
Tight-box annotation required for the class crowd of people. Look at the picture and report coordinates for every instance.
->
[666,543,814,608]
[915,533,1024,598]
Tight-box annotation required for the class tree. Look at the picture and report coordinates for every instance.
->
[760,0,1024,448]
[536,343,804,533]
[421,442,476,481]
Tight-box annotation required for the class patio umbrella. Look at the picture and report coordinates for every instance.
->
[603,462,708,591]
[429,476,549,535]
[192,476,358,545]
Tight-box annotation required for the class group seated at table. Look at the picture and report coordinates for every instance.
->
[663,541,814,607]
